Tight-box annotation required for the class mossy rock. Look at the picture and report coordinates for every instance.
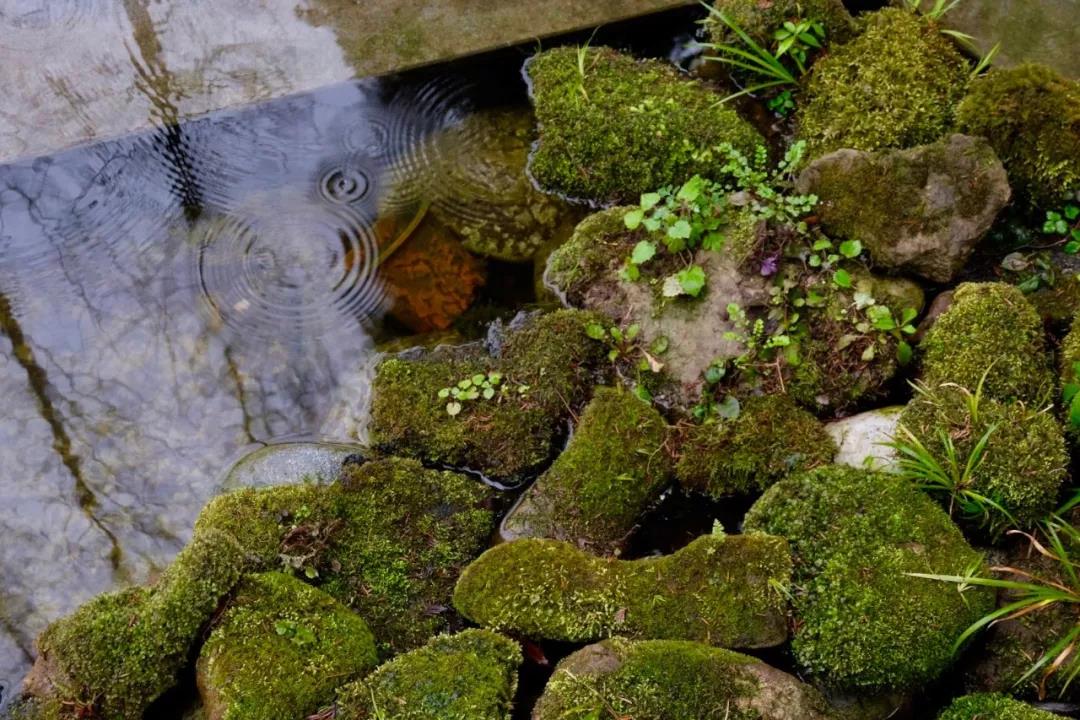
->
[526,46,761,204]
[938,693,1060,720]
[195,457,494,657]
[705,0,856,49]
[955,63,1080,206]
[900,382,1069,529]
[500,386,672,555]
[534,638,833,720]
[453,533,791,648]
[744,465,994,691]
[918,282,1054,405]
[335,630,521,720]
[676,394,834,497]
[369,310,608,480]
[196,573,377,720]
[795,134,1011,283]
[797,8,969,158]
[23,531,245,720]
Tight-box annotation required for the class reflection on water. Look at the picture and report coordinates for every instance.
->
[0,66,538,706]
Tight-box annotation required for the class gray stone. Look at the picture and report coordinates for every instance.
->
[796,135,1011,283]
[826,407,903,473]
[218,442,367,492]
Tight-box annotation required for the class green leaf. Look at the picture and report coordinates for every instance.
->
[632,383,653,403]
[618,263,641,282]
[866,305,896,330]
[471,373,486,386]
[900,307,919,326]
[838,239,862,258]
[585,322,607,340]
[446,401,462,417]
[717,395,741,420]
[437,388,450,399]
[625,323,641,340]
[677,265,707,297]
[1066,239,1080,254]
[1070,391,1080,429]
[833,268,852,288]
[812,238,832,251]
[676,176,703,202]
[482,386,495,400]
[897,340,913,365]
[667,219,692,240]
[610,327,624,342]
[640,192,662,211]
[631,240,657,265]
[623,208,644,230]
[650,336,670,355]
[702,232,725,251]
[1067,204,1080,220]
[642,217,662,233]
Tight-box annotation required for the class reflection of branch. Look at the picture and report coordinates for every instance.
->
[0,288,123,572]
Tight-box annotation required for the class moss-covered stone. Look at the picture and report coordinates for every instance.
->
[195,457,493,657]
[369,310,608,480]
[744,465,993,691]
[526,46,761,203]
[676,394,834,497]
[899,382,1069,528]
[705,0,856,50]
[798,8,969,157]
[919,282,1054,405]
[24,530,245,720]
[335,630,520,720]
[196,572,377,720]
[534,638,833,720]
[500,386,672,555]
[938,693,1060,720]
[955,64,1080,206]
[453,532,791,648]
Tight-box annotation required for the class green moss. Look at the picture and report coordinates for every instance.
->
[705,0,856,48]
[797,8,969,157]
[1060,311,1080,435]
[899,382,1069,528]
[502,386,671,554]
[534,638,832,720]
[526,46,761,203]
[195,457,493,657]
[938,693,1060,720]
[955,64,1080,206]
[676,394,834,497]
[197,572,377,720]
[920,282,1054,404]
[744,465,993,691]
[335,630,521,720]
[369,309,608,481]
[453,533,791,648]
[544,207,633,304]
[30,530,245,719]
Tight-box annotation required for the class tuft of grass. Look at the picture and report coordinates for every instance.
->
[700,5,799,102]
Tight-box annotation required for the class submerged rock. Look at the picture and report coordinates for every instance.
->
[900,382,1069,529]
[195,457,494,657]
[23,531,245,720]
[825,406,903,472]
[500,386,672,555]
[453,533,791,648]
[956,63,1080,206]
[335,630,521,720]
[918,282,1054,404]
[676,394,835,498]
[705,0,855,49]
[526,46,761,203]
[218,441,365,491]
[744,465,993,691]
[796,135,1010,282]
[798,8,968,157]
[938,693,1061,720]
[368,310,608,481]
[196,572,377,720]
[533,638,833,720]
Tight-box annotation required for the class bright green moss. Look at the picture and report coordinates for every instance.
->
[920,282,1054,404]
[502,386,671,554]
[1060,311,1080,423]
[453,533,791,648]
[197,572,377,720]
[676,394,834,497]
[526,46,761,203]
[369,310,608,481]
[938,693,1060,720]
[29,530,245,719]
[955,64,1080,206]
[797,8,969,157]
[195,457,493,657]
[544,207,632,304]
[705,0,856,48]
[534,638,833,720]
[335,630,521,720]
[744,466,993,691]
[900,382,1069,528]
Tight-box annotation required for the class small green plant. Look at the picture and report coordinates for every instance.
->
[274,619,317,648]
[1063,361,1080,432]
[904,0,961,21]
[862,304,918,364]
[772,19,826,74]
[1043,203,1080,253]
[437,372,527,417]
[969,41,1001,80]
[691,359,741,421]
[1001,251,1062,293]
[766,89,795,116]
[585,320,666,401]
[715,141,818,228]
[910,510,1080,699]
